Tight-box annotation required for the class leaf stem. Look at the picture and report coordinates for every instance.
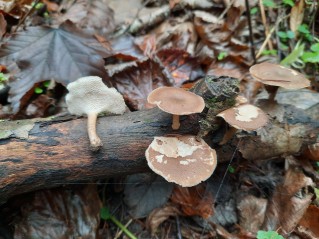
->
[109,215,137,239]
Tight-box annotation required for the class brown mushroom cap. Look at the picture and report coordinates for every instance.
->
[145,135,217,187]
[217,104,268,131]
[250,62,310,89]
[147,87,205,115]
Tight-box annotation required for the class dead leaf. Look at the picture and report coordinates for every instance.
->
[171,184,214,219]
[237,195,268,233]
[0,13,6,37]
[42,0,59,12]
[0,0,33,18]
[262,160,315,234]
[110,35,145,61]
[298,205,319,238]
[290,0,305,34]
[124,173,174,218]
[55,0,115,37]
[135,34,157,58]
[0,20,112,112]
[25,94,55,118]
[146,204,180,236]
[111,59,172,110]
[14,185,101,239]
[156,48,204,86]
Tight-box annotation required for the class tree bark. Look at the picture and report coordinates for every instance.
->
[0,108,198,205]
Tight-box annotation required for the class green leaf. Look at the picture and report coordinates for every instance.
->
[298,24,310,34]
[280,43,304,66]
[282,0,294,7]
[277,31,288,39]
[286,30,295,39]
[34,87,43,94]
[310,43,319,52]
[0,73,8,82]
[257,230,284,239]
[43,81,50,88]
[250,7,258,14]
[100,207,111,220]
[263,0,277,7]
[217,52,227,60]
[301,52,319,63]
[280,43,289,50]
[261,49,277,56]
[228,166,235,173]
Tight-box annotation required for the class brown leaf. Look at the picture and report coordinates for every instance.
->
[0,0,33,18]
[156,48,204,86]
[0,13,6,37]
[146,204,181,236]
[111,59,172,110]
[290,0,305,34]
[262,159,315,234]
[25,94,55,118]
[110,35,145,61]
[42,0,59,12]
[237,195,267,233]
[14,185,101,239]
[0,21,111,112]
[171,184,214,219]
[55,0,115,36]
[298,205,319,238]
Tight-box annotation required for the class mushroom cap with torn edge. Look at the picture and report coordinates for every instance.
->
[147,87,205,115]
[249,62,310,89]
[66,76,126,116]
[217,104,268,131]
[145,135,217,187]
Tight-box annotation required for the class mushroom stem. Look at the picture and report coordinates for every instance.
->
[87,112,103,151]
[172,114,180,130]
[265,85,279,103]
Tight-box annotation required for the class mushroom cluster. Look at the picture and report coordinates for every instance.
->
[66,76,126,151]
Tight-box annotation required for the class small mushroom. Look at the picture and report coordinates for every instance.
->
[217,104,268,131]
[147,87,205,130]
[249,62,310,102]
[145,135,217,187]
[66,76,126,151]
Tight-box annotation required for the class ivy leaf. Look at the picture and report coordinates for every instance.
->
[0,21,112,112]
[263,0,277,8]
[301,52,319,63]
[310,43,319,52]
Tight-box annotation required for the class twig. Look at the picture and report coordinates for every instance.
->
[245,0,256,64]
[258,0,273,50]
[217,0,236,21]
[256,26,275,58]
[13,0,40,33]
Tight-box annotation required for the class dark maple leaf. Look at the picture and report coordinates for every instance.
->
[156,48,204,86]
[0,20,112,112]
[111,59,172,110]
[54,0,115,37]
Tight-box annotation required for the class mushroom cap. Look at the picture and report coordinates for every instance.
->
[66,76,126,116]
[145,135,217,187]
[147,87,205,115]
[250,62,310,89]
[217,104,268,131]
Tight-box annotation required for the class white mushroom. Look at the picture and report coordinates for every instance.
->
[145,135,217,187]
[66,76,126,151]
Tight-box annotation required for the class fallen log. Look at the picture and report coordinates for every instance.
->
[0,108,199,205]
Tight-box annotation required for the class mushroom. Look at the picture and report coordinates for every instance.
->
[145,135,217,187]
[249,62,310,102]
[147,87,205,130]
[217,103,268,136]
[66,76,126,151]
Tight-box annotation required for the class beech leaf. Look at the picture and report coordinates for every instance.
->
[0,21,112,112]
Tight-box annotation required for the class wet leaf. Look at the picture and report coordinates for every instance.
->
[146,204,180,236]
[111,59,172,110]
[110,35,145,61]
[55,0,115,36]
[124,173,174,218]
[171,184,214,219]
[14,185,101,239]
[0,21,111,112]
[0,0,33,18]
[156,48,204,86]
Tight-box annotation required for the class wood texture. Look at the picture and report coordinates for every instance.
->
[0,108,198,204]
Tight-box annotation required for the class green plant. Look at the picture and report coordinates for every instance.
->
[257,230,284,239]
[0,73,8,83]
[217,52,227,60]
[100,207,137,239]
